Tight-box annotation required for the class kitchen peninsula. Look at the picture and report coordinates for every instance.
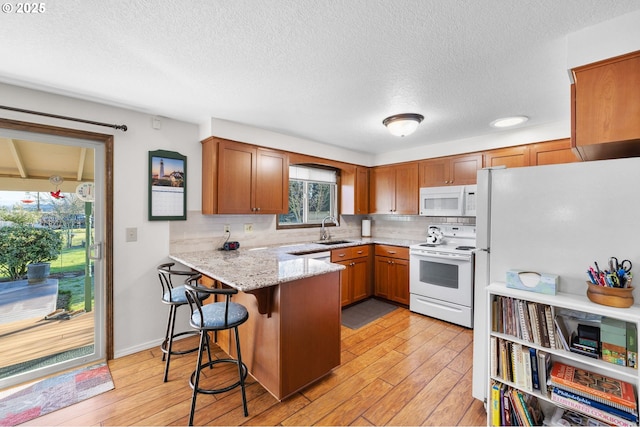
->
[169,247,345,400]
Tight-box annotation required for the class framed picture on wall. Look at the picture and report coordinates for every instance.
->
[148,150,187,220]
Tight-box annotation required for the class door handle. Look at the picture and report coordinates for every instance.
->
[89,242,102,260]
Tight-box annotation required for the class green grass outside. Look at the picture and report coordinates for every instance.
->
[51,229,94,312]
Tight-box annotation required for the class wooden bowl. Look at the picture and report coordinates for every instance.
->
[586,282,634,308]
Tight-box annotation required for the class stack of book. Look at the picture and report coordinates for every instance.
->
[491,337,552,395]
[492,296,557,349]
[549,362,638,426]
[491,381,543,426]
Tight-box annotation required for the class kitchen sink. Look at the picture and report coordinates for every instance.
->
[315,240,352,245]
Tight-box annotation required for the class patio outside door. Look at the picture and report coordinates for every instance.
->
[0,128,106,390]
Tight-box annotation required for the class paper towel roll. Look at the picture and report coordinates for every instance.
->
[361,219,371,237]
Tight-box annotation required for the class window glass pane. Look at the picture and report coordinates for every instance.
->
[308,182,332,222]
[279,180,304,224]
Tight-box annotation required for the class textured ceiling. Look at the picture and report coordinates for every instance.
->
[0,0,639,155]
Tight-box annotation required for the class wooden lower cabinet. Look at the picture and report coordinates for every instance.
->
[200,272,341,400]
[374,245,410,305]
[332,245,371,307]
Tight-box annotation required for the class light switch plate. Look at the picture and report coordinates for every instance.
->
[125,227,137,242]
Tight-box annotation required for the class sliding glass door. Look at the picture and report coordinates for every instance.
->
[0,129,106,390]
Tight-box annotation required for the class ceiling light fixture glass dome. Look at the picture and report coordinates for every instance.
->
[383,113,424,137]
[490,115,529,128]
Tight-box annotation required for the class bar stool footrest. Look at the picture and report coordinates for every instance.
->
[189,359,248,395]
[161,330,201,356]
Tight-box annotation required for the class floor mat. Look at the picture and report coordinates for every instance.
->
[0,362,114,426]
[341,298,398,329]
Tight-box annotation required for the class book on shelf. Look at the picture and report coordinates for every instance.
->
[552,386,639,422]
[491,380,501,426]
[517,299,531,342]
[550,407,616,427]
[501,384,513,426]
[512,342,524,387]
[554,315,571,351]
[537,350,551,397]
[545,305,557,349]
[521,346,532,391]
[529,347,540,390]
[536,303,551,347]
[491,336,498,378]
[551,390,636,427]
[549,362,638,413]
[527,302,542,346]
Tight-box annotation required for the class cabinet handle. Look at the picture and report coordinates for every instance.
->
[339,253,346,257]
[388,251,396,255]
[357,250,363,254]
[256,207,261,212]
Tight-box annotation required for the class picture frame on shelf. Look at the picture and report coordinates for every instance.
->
[148,150,187,221]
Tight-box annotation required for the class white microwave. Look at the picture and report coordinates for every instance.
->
[419,184,477,217]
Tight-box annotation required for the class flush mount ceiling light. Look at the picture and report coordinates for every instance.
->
[490,115,529,128]
[382,113,424,137]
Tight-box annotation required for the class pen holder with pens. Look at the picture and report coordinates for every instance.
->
[586,282,634,308]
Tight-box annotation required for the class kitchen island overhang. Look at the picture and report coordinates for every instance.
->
[169,248,345,400]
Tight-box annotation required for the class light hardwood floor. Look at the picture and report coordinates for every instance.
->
[21,305,486,426]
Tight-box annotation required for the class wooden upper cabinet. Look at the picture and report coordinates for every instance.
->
[202,137,288,215]
[340,166,369,215]
[370,163,418,214]
[572,50,640,160]
[419,153,482,187]
[529,138,579,166]
[483,145,530,168]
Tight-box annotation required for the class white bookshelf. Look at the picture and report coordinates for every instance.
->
[486,281,640,425]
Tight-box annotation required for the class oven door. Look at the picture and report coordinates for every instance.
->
[409,251,473,307]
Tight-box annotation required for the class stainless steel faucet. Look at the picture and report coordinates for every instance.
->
[320,216,338,240]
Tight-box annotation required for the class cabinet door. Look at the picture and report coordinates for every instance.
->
[390,258,410,305]
[449,154,482,185]
[337,260,352,307]
[351,257,370,303]
[255,148,289,214]
[369,166,395,214]
[529,139,579,166]
[393,163,419,214]
[355,167,369,214]
[217,141,255,214]
[484,146,530,168]
[419,158,448,187]
[374,256,391,299]
[574,51,640,147]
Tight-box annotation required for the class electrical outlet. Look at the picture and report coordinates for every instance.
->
[224,224,231,233]
[244,223,253,233]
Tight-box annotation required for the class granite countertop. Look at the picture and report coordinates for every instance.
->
[169,237,420,292]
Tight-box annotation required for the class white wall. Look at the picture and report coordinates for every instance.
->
[0,82,201,357]
[567,9,640,70]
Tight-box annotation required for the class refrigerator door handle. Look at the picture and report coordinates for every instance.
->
[477,248,490,253]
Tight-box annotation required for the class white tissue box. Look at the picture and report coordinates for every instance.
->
[506,270,558,295]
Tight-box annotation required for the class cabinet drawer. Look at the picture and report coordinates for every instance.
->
[374,245,409,259]
[331,245,369,261]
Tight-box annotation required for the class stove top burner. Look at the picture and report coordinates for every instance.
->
[455,246,476,251]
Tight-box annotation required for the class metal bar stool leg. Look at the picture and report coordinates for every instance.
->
[163,305,178,382]
[161,304,175,362]
[188,330,207,426]
[234,326,248,416]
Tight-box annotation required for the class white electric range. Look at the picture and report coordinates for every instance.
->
[409,224,476,328]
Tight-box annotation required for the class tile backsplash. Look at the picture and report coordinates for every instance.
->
[170,212,475,253]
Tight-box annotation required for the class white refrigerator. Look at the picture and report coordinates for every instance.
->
[471,157,640,403]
